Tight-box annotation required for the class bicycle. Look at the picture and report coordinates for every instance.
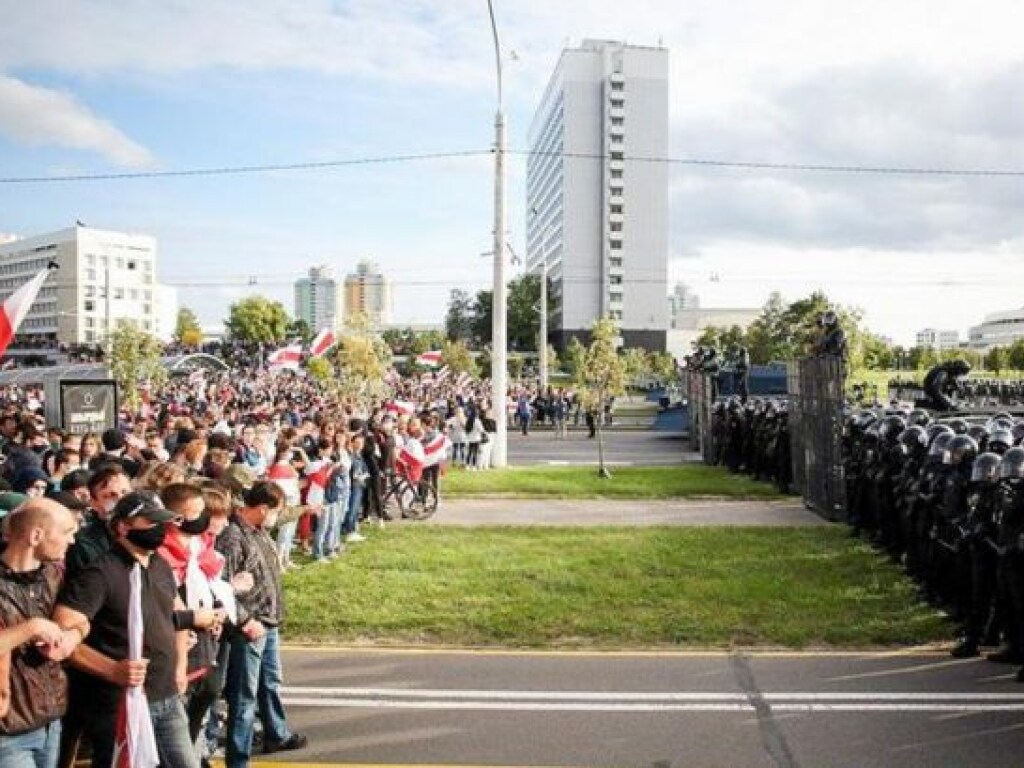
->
[382,466,439,521]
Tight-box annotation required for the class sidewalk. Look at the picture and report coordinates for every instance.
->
[428,497,827,527]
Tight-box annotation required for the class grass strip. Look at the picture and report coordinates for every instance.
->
[443,465,784,500]
[283,526,948,648]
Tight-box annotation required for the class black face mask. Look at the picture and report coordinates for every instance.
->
[126,523,167,551]
[178,511,211,536]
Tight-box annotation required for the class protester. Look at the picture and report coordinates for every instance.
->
[0,499,81,768]
[55,491,214,768]
[216,481,307,768]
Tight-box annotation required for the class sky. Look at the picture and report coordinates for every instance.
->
[1,0,1023,345]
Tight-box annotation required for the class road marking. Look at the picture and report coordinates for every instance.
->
[282,645,953,658]
[280,686,1024,713]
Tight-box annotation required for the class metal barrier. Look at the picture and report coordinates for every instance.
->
[683,371,718,463]
[788,355,847,520]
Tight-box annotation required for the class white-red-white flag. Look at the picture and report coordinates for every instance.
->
[397,438,426,483]
[386,399,417,417]
[415,350,443,368]
[455,372,472,391]
[433,365,450,383]
[309,328,336,357]
[422,432,451,468]
[0,263,56,358]
[267,343,302,371]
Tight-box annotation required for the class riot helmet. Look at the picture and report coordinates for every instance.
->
[927,431,955,462]
[971,452,1002,484]
[967,424,989,446]
[877,415,907,444]
[945,418,969,435]
[897,425,928,457]
[908,409,931,427]
[944,435,978,468]
[998,447,1024,481]
[926,423,955,444]
[1012,422,1024,445]
[988,428,1014,455]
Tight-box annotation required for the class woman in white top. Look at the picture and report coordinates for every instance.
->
[446,407,468,466]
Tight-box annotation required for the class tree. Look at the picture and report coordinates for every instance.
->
[225,296,290,344]
[109,320,167,412]
[986,346,1008,375]
[174,307,202,346]
[507,273,542,351]
[507,354,525,381]
[470,289,493,347]
[578,318,627,479]
[648,351,678,383]
[564,336,586,380]
[1007,340,1024,373]
[305,356,334,383]
[288,318,313,345]
[445,289,475,343]
[442,339,478,377]
[622,347,650,381]
[331,313,392,407]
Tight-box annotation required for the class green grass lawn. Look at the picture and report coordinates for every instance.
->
[443,465,784,500]
[283,526,948,649]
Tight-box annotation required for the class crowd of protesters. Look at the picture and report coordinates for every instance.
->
[0,355,509,768]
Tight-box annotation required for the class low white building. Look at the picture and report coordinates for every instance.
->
[666,307,761,361]
[0,224,166,346]
[916,327,960,350]
[968,308,1024,349]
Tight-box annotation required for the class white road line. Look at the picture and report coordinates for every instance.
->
[280,687,1024,713]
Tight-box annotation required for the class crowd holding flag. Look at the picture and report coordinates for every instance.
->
[267,342,303,371]
[415,350,443,368]
[309,328,337,357]
[0,261,58,357]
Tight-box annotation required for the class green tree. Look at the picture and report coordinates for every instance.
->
[622,347,650,381]
[331,313,392,407]
[985,346,1008,375]
[507,273,542,351]
[174,307,202,345]
[578,318,627,479]
[109,320,167,411]
[442,339,479,377]
[288,318,313,345]
[225,296,290,344]
[1006,340,1024,373]
[305,356,334,383]
[648,351,678,382]
[745,292,789,364]
[507,354,525,381]
[445,289,475,342]
[470,289,493,347]
[565,336,586,380]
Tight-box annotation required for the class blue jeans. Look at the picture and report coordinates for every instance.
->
[87,694,198,768]
[0,720,61,768]
[345,484,364,535]
[330,489,349,551]
[276,520,297,564]
[312,503,336,559]
[225,627,291,768]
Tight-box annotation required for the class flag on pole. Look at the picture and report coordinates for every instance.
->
[309,328,336,357]
[415,350,443,368]
[433,366,451,383]
[454,372,472,391]
[267,343,302,371]
[0,263,57,358]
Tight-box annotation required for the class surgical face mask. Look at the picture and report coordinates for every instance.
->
[178,510,211,536]
[125,523,167,551]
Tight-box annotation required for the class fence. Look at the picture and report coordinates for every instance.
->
[683,370,718,464]
[788,355,847,520]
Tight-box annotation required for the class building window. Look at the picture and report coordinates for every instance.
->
[143,303,151,315]
[611,117,624,127]
[610,151,624,161]
[114,288,124,299]
[129,289,138,300]
[86,254,95,266]
[85,317,94,328]
[610,222,622,232]
[84,300,95,312]
[85,331,95,342]
[610,275,623,285]
[610,169,623,179]
[86,269,96,281]
[610,204,623,214]
[84,286,95,297]
[611,81,624,91]
[610,98,624,109]
[610,239,622,250]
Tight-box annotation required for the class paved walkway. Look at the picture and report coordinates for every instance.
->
[429,498,826,527]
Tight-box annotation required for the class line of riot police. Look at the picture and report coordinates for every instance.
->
[709,397,793,493]
[845,408,1024,679]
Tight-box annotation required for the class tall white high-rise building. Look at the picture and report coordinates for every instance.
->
[343,260,391,328]
[294,264,341,332]
[527,39,669,351]
[0,224,163,346]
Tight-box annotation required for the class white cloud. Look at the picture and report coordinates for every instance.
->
[0,75,153,167]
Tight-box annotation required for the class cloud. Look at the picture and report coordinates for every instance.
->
[669,61,1024,253]
[0,75,153,167]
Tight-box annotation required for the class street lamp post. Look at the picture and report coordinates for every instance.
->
[487,0,508,467]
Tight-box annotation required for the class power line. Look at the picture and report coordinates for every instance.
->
[0,149,493,184]
[2,148,1024,184]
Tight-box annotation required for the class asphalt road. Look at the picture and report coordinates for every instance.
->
[262,648,1024,767]
[505,430,695,467]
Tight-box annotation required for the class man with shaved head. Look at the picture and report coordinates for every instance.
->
[0,498,83,768]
